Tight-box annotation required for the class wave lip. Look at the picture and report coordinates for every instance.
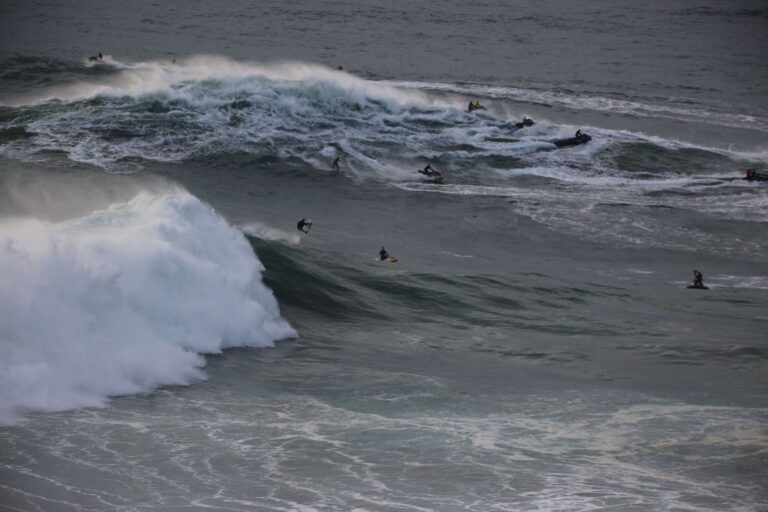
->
[0,55,441,171]
[1,55,432,107]
[0,190,296,424]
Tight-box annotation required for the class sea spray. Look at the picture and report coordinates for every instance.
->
[0,189,296,424]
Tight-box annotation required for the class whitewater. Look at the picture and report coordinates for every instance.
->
[1,1,767,510]
[0,188,295,424]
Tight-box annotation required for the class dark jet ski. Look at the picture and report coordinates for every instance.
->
[553,131,591,148]
[744,169,768,182]
[508,117,535,134]
[418,166,444,184]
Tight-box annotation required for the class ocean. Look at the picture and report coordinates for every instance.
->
[1,1,767,510]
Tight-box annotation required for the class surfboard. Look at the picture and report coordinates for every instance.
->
[687,285,708,290]
[383,257,398,263]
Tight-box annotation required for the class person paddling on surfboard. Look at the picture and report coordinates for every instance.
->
[297,218,312,233]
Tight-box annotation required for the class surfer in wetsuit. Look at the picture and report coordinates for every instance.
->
[418,163,442,180]
[297,218,312,233]
[692,269,704,288]
[332,157,340,171]
[379,247,389,261]
[469,100,485,112]
[575,129,583,140]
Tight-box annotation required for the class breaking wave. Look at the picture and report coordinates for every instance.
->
[0,189,296,424]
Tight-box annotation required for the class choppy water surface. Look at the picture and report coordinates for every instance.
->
[1,1,767,511]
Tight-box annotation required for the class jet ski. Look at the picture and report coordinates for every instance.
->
[508,117,535,134]
[553,132,591,148]
[418,168,444,183]
[744,169,768,182]
[466,100,487,113]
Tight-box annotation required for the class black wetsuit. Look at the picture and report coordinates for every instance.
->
[380,249,389,261]
[420,164,443,179]
[297,218,311,233]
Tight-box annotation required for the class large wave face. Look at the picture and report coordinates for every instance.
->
[0,190,296,424]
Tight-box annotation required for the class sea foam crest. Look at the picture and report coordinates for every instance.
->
[6,55,431,108]
[1,56,445,170]
[0,190,296,424]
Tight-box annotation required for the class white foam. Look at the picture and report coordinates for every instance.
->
[709,275,768,290]
[0,190,296,424]
[5,55,433,108]
[82,54,127,70]
[386,80,768,133]
[241,221,301,245]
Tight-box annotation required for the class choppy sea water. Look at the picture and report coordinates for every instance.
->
[1,1,767,510]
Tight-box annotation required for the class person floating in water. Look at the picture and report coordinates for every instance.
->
[692,269,704,288]
[379,247,389,261]
[297,218,312,233]
[332,157,340,171]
